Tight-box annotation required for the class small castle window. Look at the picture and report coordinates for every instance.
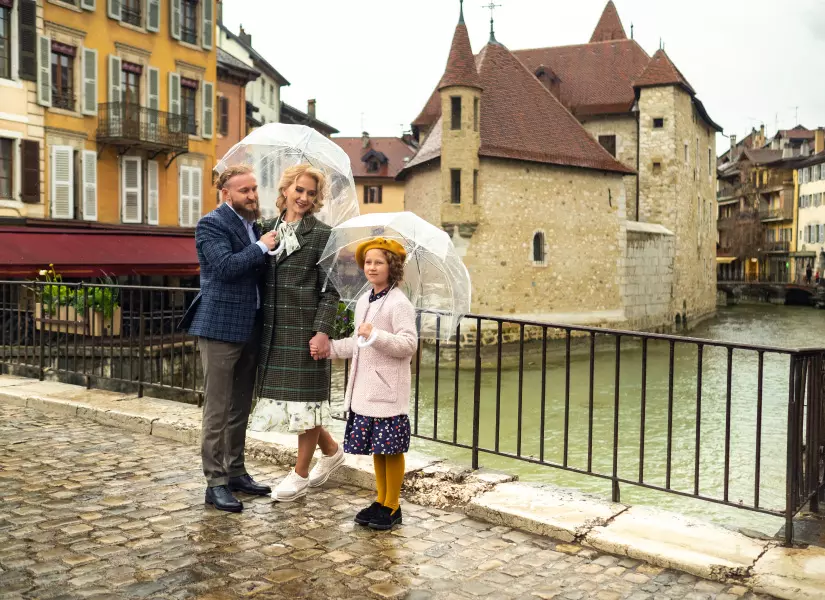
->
[450,169,461,204]
[652,162,662,175]
[451,97,462,130]
[653,118,664,128]
[532,231,546,266]
[598,135,616,157]
[473,98,479,132]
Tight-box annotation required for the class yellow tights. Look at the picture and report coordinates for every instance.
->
[373,453,405,511]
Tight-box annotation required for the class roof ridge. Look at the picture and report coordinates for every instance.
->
[514,38,647,54]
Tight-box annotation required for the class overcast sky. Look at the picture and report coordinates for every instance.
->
[222,0,825,151]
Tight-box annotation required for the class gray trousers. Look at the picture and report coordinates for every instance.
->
[199,332,259,487]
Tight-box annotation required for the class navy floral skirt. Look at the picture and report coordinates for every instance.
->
[343,412,411,455]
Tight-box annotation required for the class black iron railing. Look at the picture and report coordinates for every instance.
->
[1,280,823,545]
[96,102,188,151]
[121,4,142,27]
[52,90,75,110]
[181,24,198,45]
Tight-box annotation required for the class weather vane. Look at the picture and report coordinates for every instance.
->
[482,1,501,42]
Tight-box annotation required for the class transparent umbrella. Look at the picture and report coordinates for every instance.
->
[215,123,358,226]
[318,212,472,341]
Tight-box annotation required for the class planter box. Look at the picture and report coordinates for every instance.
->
[35,303,122,337]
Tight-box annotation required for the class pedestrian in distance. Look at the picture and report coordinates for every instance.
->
[321,238,418,531]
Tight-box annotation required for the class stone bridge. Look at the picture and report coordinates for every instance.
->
[717,281,822,306]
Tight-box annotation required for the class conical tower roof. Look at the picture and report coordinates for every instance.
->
[437,10,482,91]
[590,1,627,43]
[633,49,695,94]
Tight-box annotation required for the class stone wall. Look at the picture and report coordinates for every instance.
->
[621,222,675,330]
[580,113,638,219]
[403,162,442,226]
[638,86,717,326]
[452,158,626,320]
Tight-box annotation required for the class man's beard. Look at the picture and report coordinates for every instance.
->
[230,198,260,221]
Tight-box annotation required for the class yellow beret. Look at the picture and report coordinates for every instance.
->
[355,237,407,268]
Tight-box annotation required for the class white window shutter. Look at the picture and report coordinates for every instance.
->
[202,0,214,49]
[168,72,181,131]
[107,0,121,21]
[202,80,214,139]
[108,54,122,104]
[37,36,51,107]
[179,166,191,226]
[81,150,98,221]
[147,160,159,225]
[191,167,202,223]
[170,0,182,40]
[147,67,159,140]
[81,48,98,116]
[122,156,142,223]
[81,0,96,10]
[146,0,160,32]
[51,146,74,219]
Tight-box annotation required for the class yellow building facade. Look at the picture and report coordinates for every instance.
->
[41,0,217,227]
[0,0,46,218]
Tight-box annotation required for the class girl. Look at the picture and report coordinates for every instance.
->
[324,237,418,530]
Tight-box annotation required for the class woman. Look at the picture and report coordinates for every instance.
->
[249,164,344,501]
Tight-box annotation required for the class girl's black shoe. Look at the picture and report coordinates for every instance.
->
[354,502,383,525]
[368,506,402,530]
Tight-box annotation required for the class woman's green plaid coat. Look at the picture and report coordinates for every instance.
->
[256,215,340,404]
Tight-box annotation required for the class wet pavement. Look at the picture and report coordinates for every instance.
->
[0,404,775,600]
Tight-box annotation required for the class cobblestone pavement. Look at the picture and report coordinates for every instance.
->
[0,404,775,600]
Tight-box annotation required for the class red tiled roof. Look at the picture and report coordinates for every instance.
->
[475,42,632,174]
[777,128,815,140]
[513,39,650,116]
[332,137,417,179]
[403,42,634,176]
[437,23,482,91]
[412,86,442,128]
[590,1,627,43]
[632,49,695,94]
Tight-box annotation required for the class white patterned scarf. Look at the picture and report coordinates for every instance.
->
[271,218,301,258]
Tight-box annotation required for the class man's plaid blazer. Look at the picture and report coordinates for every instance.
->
[184,202,265,344]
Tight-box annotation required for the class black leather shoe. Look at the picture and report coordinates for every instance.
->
[368,506,402,531]
[228,474,272,496]
[205,485,243,513]
[354,502,382,526]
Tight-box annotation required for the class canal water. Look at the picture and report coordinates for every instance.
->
[345,304,825,536]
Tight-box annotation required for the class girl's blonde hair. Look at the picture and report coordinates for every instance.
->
[276,164,327,215]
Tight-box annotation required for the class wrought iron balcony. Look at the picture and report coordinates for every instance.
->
[759,206,794,221]
[96,102,188,153]
[181,25,198,45]
[764,241,790,253]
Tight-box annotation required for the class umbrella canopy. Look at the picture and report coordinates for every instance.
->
[215,123,358,227]
[319,212,472,340]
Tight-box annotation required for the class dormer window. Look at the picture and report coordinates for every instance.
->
[366,159,380,173]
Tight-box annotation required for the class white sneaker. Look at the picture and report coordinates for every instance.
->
[308,445,345,488]
[272,470,309,502]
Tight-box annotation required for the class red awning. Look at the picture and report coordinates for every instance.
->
[0,228,199,278]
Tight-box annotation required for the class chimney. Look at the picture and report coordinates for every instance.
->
[217,0,223,24]
[307,99,316,119]
[782,144,793,159]
[361,131,370,149]
[759,124,766,147]
[238,25,252,47]
[816,128,825,154]
[730,134,737,155]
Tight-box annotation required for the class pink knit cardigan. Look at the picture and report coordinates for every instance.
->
[330,288,418,418]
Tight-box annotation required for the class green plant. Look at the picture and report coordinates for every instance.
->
[33,264,74,315]
[333,301,354,340]
[73,278,120,319]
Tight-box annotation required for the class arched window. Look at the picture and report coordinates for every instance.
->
[532,231,546,265]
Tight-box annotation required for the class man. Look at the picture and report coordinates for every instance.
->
[184,165,277,512]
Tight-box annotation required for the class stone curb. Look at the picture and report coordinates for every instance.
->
[1,374,823,600]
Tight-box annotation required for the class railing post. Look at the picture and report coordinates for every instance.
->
[138,291,145,398]
[471,317,482,470]
[38,307,45,381]
[785,354,802,546]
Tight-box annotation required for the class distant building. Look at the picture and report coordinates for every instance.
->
[280,100,339,137]
[333,133,416,214]
[794,131,825,277]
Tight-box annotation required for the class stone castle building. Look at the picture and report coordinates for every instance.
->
[399,1,721,331]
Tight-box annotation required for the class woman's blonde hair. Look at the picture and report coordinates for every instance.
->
[276,164,327,215]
